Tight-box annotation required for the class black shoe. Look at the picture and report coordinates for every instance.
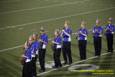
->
[59,64,62,67]
[52,65,58,68]
[95,55,101,57]
[63,62,67,65]
[68,62,72,65]
[110,51,113,53]
[39,69,45,73]
[108,50,113,53]
[32,76,37,77]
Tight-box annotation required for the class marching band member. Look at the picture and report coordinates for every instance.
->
[61,20,73,65]
[21,36,33,77]
[52,29,62,68]
[92,19,103,56]
[31,33,39,77]
[77,21,88,60]
[39,27,48,72]
[105,17,115,53]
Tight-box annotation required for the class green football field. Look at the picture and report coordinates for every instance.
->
[0,0,115,77]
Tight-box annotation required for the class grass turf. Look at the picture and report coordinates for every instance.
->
[0,0,115,77]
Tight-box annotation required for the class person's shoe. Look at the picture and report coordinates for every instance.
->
[110,51,113,53]
[63,62,67,65]
[32,76,37,77]
[68,62,72,65]
[58,64,62,68]
[52,65,58,68]
[39,69,45,73]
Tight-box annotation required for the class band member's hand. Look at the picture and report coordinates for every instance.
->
[52,41,54,43]
[99,34,102,37]
[62,30,64,32]
[95,29,98,32]
[79,31,87,36]
[39,39,42,42]
[79,31,83,35]
[112,32,114,34]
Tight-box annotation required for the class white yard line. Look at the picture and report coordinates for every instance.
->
[37,52,112,76]
[0,0,89,15]
[0,45,22,52]
[0,0,20,3]
[0,6,115,31]
[0,38,52,52]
